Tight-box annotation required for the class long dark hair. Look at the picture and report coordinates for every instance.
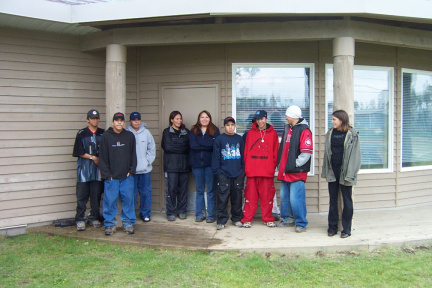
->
[191,110,218,137]
[168,110,185,129]
[332,110,350,132]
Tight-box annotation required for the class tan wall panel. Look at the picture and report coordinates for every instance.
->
[0,27,105,228]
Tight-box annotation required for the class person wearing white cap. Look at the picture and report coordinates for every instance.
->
[276,105,313,233]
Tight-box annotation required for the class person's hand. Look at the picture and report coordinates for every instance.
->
[92,156,99,166]
[127,173,130,177]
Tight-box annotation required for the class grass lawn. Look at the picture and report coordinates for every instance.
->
[1,233,431,287]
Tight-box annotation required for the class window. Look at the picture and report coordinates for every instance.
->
[402,69,432,171]
[326,65,394,172]
[233,64,315,174]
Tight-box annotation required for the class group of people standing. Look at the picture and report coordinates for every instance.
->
[73,105,361,239]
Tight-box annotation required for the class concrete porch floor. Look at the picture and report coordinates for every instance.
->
[31,204,432,254]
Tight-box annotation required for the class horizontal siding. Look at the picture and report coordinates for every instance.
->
[0,27,106,228]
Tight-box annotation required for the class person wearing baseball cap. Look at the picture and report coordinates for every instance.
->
[99,112,137,236]
[72,109,104,231]
[241,109,279,228]
[127,112,156,223]
[276,105,313,233]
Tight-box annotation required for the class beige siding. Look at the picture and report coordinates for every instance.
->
[0,27,105,228]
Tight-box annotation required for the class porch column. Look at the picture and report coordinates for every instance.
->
[105,44,127,129]
[333,37,355,125]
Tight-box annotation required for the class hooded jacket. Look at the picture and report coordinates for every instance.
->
[127,122,156,174]
[99,127,137,180]
[321,127,361,186]
[244,122,279,177]
[161,126,190,173]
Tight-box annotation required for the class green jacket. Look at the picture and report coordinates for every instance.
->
[321,127,361,186]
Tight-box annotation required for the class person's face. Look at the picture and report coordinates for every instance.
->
[332,115,342,130]
[87,117,100,128]
[286,116,297,126]
[130,118,141,130]
[199,113,210,127]
[224,122,236,135]
[112,119,125,133]
[171,114,183,129]
[256,117,267,130]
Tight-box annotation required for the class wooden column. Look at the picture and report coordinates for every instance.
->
[333,37,355,231]
[105,44,127,129]
[333,37,355,125]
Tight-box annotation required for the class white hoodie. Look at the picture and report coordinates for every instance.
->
[127,122,156,174]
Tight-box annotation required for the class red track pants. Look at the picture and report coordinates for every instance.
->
[241,177,276,223]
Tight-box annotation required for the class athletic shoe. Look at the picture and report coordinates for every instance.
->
[276,221,295,228]
[295,226,307,233]
[105,226,116,236]
[216,224,225,230]
[143,217,151,222]
[232,221,243,228]
[265,222,276,228]
[243,222,251,228]
[123,226,134,234]
[91,220,102,228]
[178,214,187,220]
[195,217,205,222]
[168,215,176,221]
[76,221,86,231]
[206,218,216,223]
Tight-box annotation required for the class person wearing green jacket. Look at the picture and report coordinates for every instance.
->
[322,110,361,239]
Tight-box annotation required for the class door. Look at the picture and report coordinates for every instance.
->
[160,83,220,212]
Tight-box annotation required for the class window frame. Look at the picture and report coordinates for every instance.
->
[401,68,432,172]
[325,64,394,174]
[232,63,315,176]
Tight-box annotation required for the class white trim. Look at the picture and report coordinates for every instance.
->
[232,63,315,176]
[325,64,394,174]
[400,68,432,172]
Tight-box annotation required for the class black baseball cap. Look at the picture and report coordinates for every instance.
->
[87,109,100,119]
[255,110,267,119]
[113,112,125,121]
[224,117,236,125]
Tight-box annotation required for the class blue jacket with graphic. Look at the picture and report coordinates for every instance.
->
[212,133,244,178]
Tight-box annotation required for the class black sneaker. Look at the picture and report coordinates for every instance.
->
[178,214,187,220]
[206,218,216,223]
[168,215,176,221]
[195,217,205,222]
[105,226,116,236]
[216,224,225,230]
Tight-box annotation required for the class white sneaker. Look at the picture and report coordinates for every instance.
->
[76,221,86,231]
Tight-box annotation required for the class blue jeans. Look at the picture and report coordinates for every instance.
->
[134,173,152,218]
[280,180,308,227]
[192,167,216,219]
[103,176,136,228]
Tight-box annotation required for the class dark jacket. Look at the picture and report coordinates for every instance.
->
[161,126,190,173]
[189,128,220,168]
[277,119,312,173]
[321,127,361,186]
[99,127,137,180]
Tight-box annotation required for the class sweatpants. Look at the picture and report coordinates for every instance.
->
[165,172,189,216]
[216,173,244,225]
[75,180,103,222]
[241,176,275,223]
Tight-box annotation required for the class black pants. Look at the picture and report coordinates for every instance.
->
[75,181,103,222]
[216,173,244,225]
[165,172,189,216]
[328,166,353,235]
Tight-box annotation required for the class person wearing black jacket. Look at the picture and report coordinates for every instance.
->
[161,111,190,221]
[99,112,137,236]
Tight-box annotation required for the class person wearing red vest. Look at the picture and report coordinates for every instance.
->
[241,110,279,228]
[276,105,313,233]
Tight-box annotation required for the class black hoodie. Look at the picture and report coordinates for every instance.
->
[99,127,137,180]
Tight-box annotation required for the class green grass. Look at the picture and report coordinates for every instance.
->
[1,233,431,287]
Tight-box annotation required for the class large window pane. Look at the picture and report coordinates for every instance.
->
[233,64,315,174]
[402,70,432,169]
[326,65,393,171]
[233,65,313,136]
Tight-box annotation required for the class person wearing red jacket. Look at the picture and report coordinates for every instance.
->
[241,110,279,228]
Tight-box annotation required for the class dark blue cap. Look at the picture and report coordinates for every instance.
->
[255,110,267,119]
[130,112,141,120]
